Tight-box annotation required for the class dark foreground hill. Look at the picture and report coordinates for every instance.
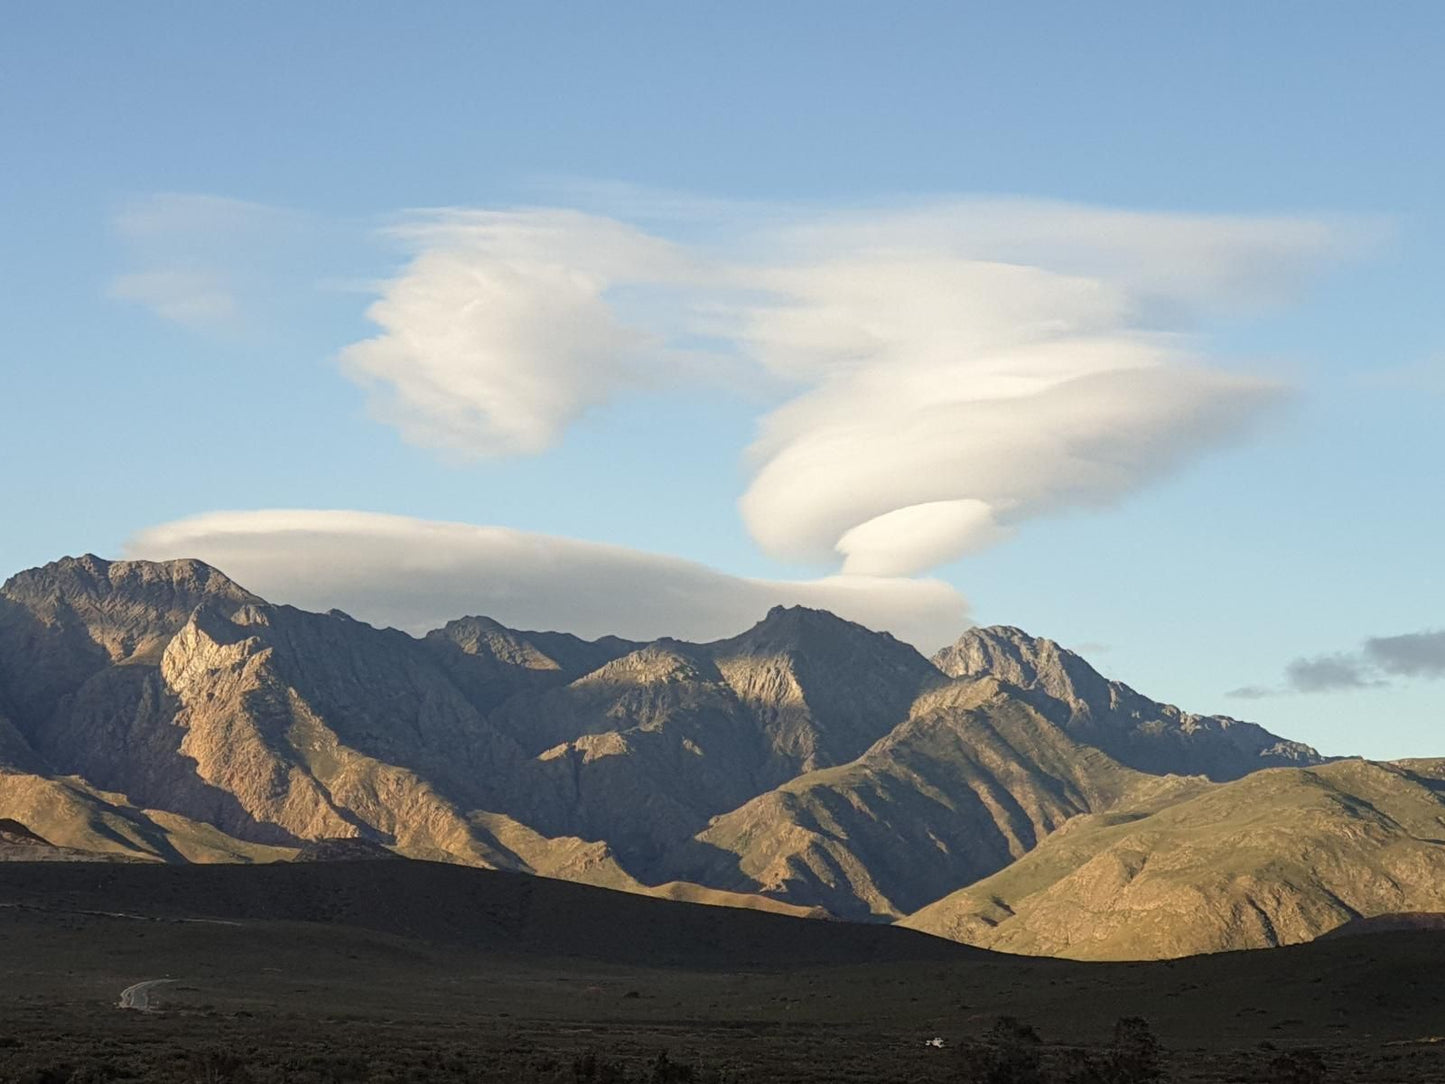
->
[2,857,1445,1083]
[0,858,967,970]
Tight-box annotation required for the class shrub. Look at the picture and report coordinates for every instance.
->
[649,1050,694,1084]
[959,1016,1044,1084]
[1267,1049,1327,1084]
[187,1048,253,1084]
[1108,1017,1164,1084]
[11,1065,76,1084]
[573,1050,629,1084]
[1060,1049,1109,1084]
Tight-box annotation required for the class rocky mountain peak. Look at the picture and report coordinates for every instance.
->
[935,625,1323,781]
[576,640,722,688]
[702,606,942,774]
[933,625,1113,707]
[713,604,915,660]
[0,556,263,727]
[2,554,256,616]
[427,615,564,672]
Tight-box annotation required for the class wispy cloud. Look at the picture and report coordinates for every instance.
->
[1362,355,1445,396]
[125,510,970,650]
[108,194,308,331]
[109,270,238,327]
[725,201,1360,573]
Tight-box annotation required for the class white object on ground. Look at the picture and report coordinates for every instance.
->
[118,979,174,1011]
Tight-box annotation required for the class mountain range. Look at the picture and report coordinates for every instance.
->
[2,553,1441,960]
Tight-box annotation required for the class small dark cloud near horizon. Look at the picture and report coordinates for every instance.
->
[1230,625,1444,700]
[1285,652,1384,693]
[1364,629,1445,678]
[1225,684,1279,700]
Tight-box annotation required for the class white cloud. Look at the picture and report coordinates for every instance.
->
[718,203,1348,572]
[124,510,970,651]
[339,209,702,457]
[113,193,1360,585]
[739,343,1282,571]
[836,500,1009,577]
[330,198,1355,576]
[764,199,1362,314]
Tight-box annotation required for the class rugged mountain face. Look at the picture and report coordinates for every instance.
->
[487,607,946,871]
[492,640,781,868]
[0,555,258,726]
[0,558,626,881]
[7,552,1423,958]
[903,758,1445,960]
[683,678,1208,919]
[934,626,1323,780]
[705,605,943,774]
[0,557,909,908]
[422,615,640,712]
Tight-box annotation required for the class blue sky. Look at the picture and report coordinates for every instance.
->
[2,3,1441,758]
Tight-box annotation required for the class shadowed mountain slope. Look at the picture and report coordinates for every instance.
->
[423,614,640,712]
[684,677,1208,919]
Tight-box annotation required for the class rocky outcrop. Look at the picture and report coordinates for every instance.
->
[0,554,258,730]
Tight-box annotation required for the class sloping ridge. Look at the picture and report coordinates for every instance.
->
[903,758,1445,959]
[0,818,51,846]
[934,625,1323,780]
[685,676,1206,920]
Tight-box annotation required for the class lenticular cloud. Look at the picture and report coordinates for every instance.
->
[337,198,1351,577]
[125,510,969,650]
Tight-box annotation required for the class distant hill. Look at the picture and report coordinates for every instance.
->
[903,758,1445,959]
[17,553,1442,959]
